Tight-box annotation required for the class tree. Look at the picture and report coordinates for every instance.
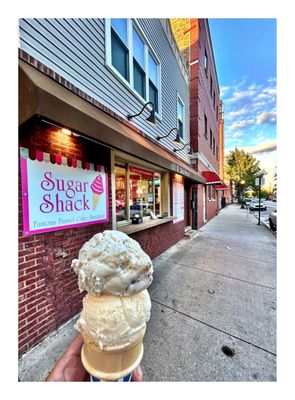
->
[225,148,266,201]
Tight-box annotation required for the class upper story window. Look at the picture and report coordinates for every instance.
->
[106,19,161,116]
[210,129,213,149]
[148,53,159,113]
[111,19,129,81]
[204,48,208,75]
[213,137,216,154]
[177,95,185,139]
[210,75,213,98]
[133,28,146,98]
[204,113,208,139]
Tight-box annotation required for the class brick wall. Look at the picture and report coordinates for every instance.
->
[130,220,184,260]
[18,119,112,356]
[196,19,220,174]
[18,119,188,356]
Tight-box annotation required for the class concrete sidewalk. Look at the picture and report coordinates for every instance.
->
[18,204,276,381]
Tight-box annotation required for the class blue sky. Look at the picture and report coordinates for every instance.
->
[209,19,277,187]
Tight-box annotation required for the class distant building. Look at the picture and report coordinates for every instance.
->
[171,18,227,226]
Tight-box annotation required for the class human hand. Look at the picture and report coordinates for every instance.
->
[45,334,143,382]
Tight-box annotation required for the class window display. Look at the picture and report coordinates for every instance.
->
[129,166,154,217]
[115,165,127,222]
[115,163,161,223]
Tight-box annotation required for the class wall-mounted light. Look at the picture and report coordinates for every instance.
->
[61,128,72,135]
[173,143,193,157]
[127,102,156,126]
[39,117,80,137]
[157,128,181,144]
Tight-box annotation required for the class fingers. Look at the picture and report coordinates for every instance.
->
[131,364,143,381]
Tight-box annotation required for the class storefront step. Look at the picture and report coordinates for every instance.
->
[184,229,198,240]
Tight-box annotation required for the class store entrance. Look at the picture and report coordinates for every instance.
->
[184,181,192,229]
[191,186,198,230]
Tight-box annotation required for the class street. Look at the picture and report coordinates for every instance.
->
[247,200,277,232]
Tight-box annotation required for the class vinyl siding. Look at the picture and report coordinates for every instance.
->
[19,18,191,163]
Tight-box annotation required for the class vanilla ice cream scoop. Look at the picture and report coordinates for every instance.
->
[72,230,153,296]
[75,290,151,351]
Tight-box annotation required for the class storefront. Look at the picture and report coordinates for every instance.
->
[18,59,205,355]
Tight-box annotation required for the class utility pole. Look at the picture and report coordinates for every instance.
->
[255,176,265,225]
[258,178,261,225]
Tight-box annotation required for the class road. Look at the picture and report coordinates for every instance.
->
[248,200,276,232]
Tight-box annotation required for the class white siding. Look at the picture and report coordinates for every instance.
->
[19,18,191,163]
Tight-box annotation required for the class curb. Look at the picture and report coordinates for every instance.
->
[248,210,276,237]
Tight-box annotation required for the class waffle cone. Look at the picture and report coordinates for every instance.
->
[81,335,144,381]
[92,193,101,211]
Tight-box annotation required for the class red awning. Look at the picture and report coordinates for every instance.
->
[201,171,222,184]
[215,183,228,190]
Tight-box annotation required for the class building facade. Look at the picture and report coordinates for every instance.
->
[18,18,205,355]
[171,18,226,227]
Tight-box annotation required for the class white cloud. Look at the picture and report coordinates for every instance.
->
[256,110,276,125]
[226,106,249,120]
[246,139,277,155]
[220,86,230,97]
[229,89,256,103]
[232,132,244,138]
[228,119,255,130]
[267,77,276,84]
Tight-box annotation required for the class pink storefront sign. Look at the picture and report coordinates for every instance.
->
[20,147,109,236]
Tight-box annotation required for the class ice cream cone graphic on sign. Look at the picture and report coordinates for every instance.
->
[91,175,104,211]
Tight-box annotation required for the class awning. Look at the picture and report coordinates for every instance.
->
[215,183,228,190]
[19,60,205,184]
[201,171,223,185]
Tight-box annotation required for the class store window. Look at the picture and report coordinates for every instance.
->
[115,162,162,223]
[115,164,128,222]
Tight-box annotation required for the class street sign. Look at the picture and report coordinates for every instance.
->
[255,177,265,186]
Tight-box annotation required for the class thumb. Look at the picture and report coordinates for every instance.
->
[131,364,143,381]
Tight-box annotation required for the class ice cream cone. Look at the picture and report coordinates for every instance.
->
[72,231,153,382]
[92,193,100,211]
[81,334,144,381]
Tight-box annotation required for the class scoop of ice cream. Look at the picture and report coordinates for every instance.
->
[72,230,153,296]
[75,290,151,351]
[91,175,104,195]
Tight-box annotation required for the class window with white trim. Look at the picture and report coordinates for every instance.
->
[208,185,216,201]
[110,19,129,81]
[115,162,162,223]
[177,95,185,139]
[106,19,161,115]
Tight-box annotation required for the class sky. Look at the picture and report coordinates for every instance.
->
[209,19,277,189]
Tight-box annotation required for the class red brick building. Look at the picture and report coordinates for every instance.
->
[171,18,227,227]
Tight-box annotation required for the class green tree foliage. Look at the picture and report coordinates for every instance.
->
[225,148,266,200]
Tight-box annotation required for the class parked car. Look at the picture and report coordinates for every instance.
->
[249,199,267,211]
[243,197,253,206]
[269,209,277,231]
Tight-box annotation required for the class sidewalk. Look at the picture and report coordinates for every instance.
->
[18,204,276,381]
